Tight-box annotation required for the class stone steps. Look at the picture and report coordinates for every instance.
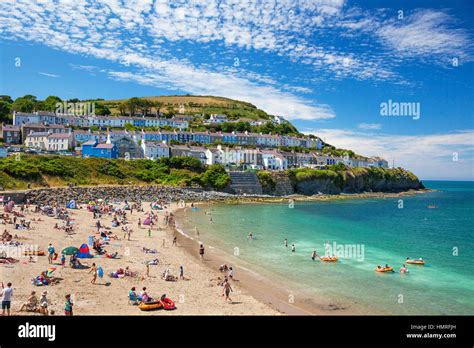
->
[228,171,263,195]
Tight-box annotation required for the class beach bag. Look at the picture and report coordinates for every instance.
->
[53,253,58,260]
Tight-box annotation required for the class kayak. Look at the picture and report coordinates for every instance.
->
[375,267,394,273]
[138,301,163,311]
[161,298,176,310]
[406,259,425,265]
[320,256,338,262]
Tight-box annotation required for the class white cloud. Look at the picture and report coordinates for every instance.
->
[38,71,60,78]
[377,9,473,64]
[357,123,382,130]
[304,128,474,180]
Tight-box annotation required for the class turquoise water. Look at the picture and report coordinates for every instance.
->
[178,181,474,315]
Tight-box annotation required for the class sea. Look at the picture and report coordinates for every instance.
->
[176,181,474,315]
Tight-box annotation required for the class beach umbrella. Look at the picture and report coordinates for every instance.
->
[62,247,79,255]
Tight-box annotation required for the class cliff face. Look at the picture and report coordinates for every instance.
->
[259,167,423,196]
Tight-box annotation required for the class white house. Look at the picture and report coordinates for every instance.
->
[261,150,288,170]
[25,132,50,149]
[47,132,73,151]
[141,141,170,160]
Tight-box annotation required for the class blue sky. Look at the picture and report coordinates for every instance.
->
[0,0,473,180]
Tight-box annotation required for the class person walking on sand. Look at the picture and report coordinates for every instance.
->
[47,243,55,264]
[89,263,97,284]
[179,265,184,280]
[1,282,13,316]
[199,244,205,260]
[172,237,177,246]
[222,279,233,303]
[284,239,288,247]
[64,294,73,316]
[291,243,296,252]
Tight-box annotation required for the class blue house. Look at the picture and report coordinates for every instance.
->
[81,140,118,159]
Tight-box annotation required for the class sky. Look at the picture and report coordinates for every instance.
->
[0,0,473,180]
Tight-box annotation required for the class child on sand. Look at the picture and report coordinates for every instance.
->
[64,294,73,316]
[89,263,97,284]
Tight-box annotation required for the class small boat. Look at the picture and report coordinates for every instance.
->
[138,301,163,311]
[375,267,394,273]
[319,256,338,262]
[161,298,176,310]
[406,259,425,265]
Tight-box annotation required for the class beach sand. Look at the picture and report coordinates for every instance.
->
[1,202,278,315]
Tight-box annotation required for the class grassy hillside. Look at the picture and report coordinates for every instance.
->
[101,95,273,121]
[0,155,230,190]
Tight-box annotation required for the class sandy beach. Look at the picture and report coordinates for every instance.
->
[0,201,278,315]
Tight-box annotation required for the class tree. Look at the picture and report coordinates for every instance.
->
[0,95,13,104]
[154,101,164,117]
[127,97,141,116]
[0,101,12,122]
[117,102,127,116]
[12,95,38,113]
[43,96,62,111]
[94,103,111,116]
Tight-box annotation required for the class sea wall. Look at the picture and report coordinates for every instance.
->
[22,185,236,205]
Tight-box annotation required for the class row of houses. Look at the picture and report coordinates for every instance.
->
[12,112,189,130]
[72,129,322,149]
[82,138,387,170]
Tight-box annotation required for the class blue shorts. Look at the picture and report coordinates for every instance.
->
[2,301,11,309]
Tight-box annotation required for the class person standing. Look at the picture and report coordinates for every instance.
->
[1,282,13,316]
[291,243,296,252]
[199,244,205,260]
[64,294,73,316]
[179,265,184,280]
[172,237,177,246]
[148,228,151,238]
[284,239,288,247]
[222,279,233,303]
[47,243,55,264]
[89,263,97,284]
[311,250,317,261]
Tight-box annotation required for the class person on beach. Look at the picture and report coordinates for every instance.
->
[311,250,317,260]
[284,239,288,247]
[89,263,97,284]
[195,226,199,236]
[291,243,296,252]
[148,228,151,237]
[47,243,55,264]
[64,294,73,316]
[60,254,66,266]
[179,265,184,280]
[172,237,177,246]
[1,282,12,316]
[19,290,38,312]
[222,279,233,303]
[247,232,253,240]
[199,244,205,260]
[138,218,141,228]
[39,291,49,315]
[228,267,234,280]
[146,264,150,277]
[129,287,138,305]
